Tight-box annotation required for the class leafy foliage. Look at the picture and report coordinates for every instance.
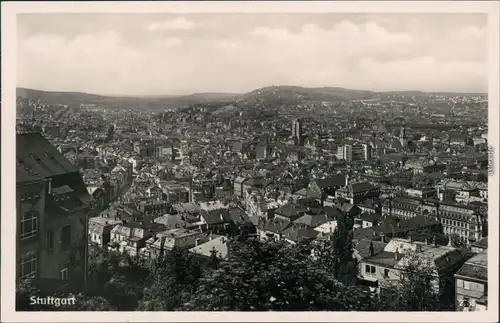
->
[380,251,441,311]
[186,238,350,311]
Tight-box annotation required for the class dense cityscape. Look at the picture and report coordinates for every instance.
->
[15,85,489,311]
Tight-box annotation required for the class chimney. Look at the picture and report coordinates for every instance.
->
[345,174,350,186]
[394,248,400,261]
[380,233,385,243]
[369,241,375,257]
[47,178,52,194]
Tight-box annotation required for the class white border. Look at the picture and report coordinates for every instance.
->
[2,1,499,322]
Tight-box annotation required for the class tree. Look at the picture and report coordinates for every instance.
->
[185,238,351,311]
[138,247,203,311]
[316,212,358,286]
[85,246,148,310]
[381,251,441,311]
[449,233,468,250]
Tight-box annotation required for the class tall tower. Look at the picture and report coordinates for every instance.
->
[292,119,303,145]
[399,127,408,149]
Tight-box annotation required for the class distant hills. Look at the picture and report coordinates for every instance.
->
[16,87,240,111]
[16,86,486,111]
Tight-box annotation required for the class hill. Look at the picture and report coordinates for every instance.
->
[16,88,239,111]
[17,86,486,111]
[239,85,376,105]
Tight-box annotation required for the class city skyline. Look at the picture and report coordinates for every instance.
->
[17,13,488,96]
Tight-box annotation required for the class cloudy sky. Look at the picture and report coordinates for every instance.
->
[17,13,488,95]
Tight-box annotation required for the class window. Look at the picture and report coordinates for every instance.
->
[463,297,470,308]
[463,281,471,290]
[46,230,54,251]
[384,269,390,278]
[20,211,38,240]
[20,252,37,279]
[365,265,370,273]
[61,225,71,248]
[60,262,69,282]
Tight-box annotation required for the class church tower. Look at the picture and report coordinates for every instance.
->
[399,127,408,149]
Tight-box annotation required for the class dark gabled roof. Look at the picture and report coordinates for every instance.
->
[392,196,422,205]
[275,203,307,220]
[359,199,379,209]
[350,182,379,193]
[357,212,381,223]
[354,239,387,259]
[322,206,343,219]
[354,215,440,240]
[258,217,292,233]
[282,224,319,242]
[228,207,253,226]
[16,164,43,183]
[316,175,346,189]
[201,209,232,225]
[52,185,74,195]
[153,214,190,230]
[46,191,85,215]
[17,132,78,178]
[363,251,399,268]
[293,213,331,228]
[433,249,468,274]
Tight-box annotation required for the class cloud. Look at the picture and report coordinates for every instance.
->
[154,37,183,48]
[18,31,140,93]
[251,21,413,44]
[357,56,487,92]
[17,15,488,95]
[147,17,199,31]
[22,31,136,60]
[248,21,413,59]
[451,25,487,40]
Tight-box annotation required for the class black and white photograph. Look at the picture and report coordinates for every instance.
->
[1,1,499,322]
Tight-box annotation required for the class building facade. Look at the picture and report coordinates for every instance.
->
[454,251,488,311]
[16,132,92,291]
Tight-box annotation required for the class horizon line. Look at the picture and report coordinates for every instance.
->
[16,85,488,98]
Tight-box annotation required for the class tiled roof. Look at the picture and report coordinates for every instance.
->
[282,224,319,242]
[471,237,488,249]
[189,236,229,259]
[258,217,292,233]
[354,239,387,259]
[17,132,78,178]
[316,175,346,188]
[16,164,43,183]
[293,213,330,228]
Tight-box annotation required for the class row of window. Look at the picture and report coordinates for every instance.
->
[20,191,41,202]
[456,279,486,293]
[20,211,72,248]
[365,264,390,278]
[20,252,69,281]
[441,219,478,231]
